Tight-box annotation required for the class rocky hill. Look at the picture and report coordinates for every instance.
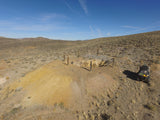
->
[0,31,160,120]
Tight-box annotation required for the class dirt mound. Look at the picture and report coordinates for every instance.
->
[7,61,82,107]
[0,60,117,113]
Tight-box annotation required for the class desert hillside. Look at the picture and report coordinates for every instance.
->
[0,31,160,120]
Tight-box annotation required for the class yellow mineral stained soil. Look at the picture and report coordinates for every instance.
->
[24,46,36,50]
[1,60,117,108]
[8,61,81,107]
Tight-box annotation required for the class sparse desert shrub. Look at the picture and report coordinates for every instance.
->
[59,102,64,108]
[107,100,113,106]
[131,99,136,104]
[144,104,156,111]
[154,60,160,64]
[6,60,11,63]
[77,51,80,57]
[3,105,22,119]
[41,59,46,62]
[101,113,111,120]
[82,112,88,119]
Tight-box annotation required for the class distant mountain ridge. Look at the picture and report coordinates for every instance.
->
[0,30,159,41]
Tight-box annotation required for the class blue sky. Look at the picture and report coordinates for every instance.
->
[0,0,160,40]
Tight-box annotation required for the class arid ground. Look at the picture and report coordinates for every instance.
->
[0,31,160,120]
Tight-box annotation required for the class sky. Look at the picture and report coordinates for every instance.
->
[0,0,160,40]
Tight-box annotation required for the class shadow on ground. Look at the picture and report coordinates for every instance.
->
[123,70,138,81]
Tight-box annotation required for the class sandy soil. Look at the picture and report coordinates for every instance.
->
[0,31,160,120]
[0,77,6,85]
